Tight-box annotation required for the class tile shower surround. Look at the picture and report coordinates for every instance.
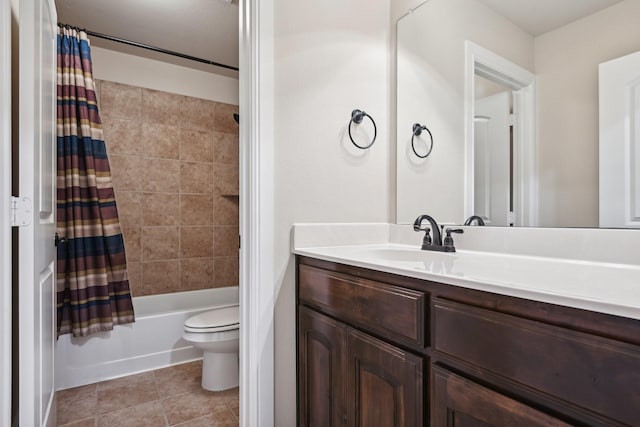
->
[97,80,239,297]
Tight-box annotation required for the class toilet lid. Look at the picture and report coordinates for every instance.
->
[185,305,239,332]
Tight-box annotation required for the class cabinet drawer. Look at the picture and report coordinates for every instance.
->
[299,265,427,347]
[433,298,640,425]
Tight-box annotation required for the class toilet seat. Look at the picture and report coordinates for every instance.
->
[184,305,239,333]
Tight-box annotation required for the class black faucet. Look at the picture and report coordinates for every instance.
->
[464,215,485,226]
[413,215,442,248]
[414,215,464,252]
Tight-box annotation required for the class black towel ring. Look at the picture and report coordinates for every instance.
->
[411,123,434,158]
[348,109,377,149]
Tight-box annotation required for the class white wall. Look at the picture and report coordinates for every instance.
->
[91,46,239,104]
[395,0,534,224]
[272,0,391,424]
[535,0,640,227]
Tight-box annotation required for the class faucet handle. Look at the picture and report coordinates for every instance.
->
[443,228,464,247]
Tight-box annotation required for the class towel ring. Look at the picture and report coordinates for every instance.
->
[348,109,377,149]
[411,123,434,158]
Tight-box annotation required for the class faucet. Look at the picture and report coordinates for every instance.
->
[464,215,485,226]
[413,214,442,248]
[414,215,463,252]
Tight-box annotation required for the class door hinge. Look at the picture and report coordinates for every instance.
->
[508,113,517,126]
[11,196,32,227]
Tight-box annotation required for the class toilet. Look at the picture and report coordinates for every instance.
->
[183,304,240,391]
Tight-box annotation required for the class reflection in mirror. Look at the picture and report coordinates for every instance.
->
[465,41,535,227]
[396,0,640,228]
[474,77,512,226]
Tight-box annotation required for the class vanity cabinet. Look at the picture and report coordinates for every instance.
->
[296,255,640,427]
[297,264,425,427]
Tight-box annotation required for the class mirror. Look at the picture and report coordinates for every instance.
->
[396,0,640,228]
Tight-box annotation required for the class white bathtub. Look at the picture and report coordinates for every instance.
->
[55,287,239,391]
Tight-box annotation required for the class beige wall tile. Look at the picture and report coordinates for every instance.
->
[143,193,179,226]
[141,123,180,159]
[213,163,238,196]
[96,400,166,427]
[122,227,142,262]
[115,191,142,228]
[213,226,238,257]
[141,158,180,193]
[213,102,239,135]
[142,260,181,295]
[95,79,102,111]
[181,194,214,226]
[213,133,238,165]
[181,258,214,290]
[110,155,142,192]
[142,88,182,127]
[100,81,142,121]
[181,227,213,258]
[142,226,179,261]
[213,256,238,287]
[181,162,213,194]
[103,118,142,157]
[102,82,239,298]
[213,196,238,226]
[180,129,214,162]
[179,97,216,132]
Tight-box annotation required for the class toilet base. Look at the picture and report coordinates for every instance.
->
[202,351,239,391]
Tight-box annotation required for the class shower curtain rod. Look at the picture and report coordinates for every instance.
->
[58,23,239,72]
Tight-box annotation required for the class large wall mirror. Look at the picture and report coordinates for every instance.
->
[396,0,640,228]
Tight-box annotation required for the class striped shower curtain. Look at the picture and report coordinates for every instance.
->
[56,26,135,337]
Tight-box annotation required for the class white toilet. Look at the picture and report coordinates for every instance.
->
[183,304,239,391]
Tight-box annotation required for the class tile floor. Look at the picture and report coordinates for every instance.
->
[56,361,239,427]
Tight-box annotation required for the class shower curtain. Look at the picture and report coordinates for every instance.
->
[56,25,134,337]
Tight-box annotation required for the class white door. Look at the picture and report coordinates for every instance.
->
[599,50,640,228]
[474,91,511,226]
[18,0,57,425]
[1,0,13,425]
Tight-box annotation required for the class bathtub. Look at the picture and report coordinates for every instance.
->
[55,287,239,391]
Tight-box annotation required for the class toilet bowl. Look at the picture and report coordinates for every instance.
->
[183,305,239,391]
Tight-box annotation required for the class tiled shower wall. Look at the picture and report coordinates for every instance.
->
[97,80,239,297]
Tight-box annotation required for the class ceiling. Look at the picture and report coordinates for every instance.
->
[55,0,239,77]
[477,0,624,36]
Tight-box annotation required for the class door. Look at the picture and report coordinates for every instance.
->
[298,306,347,427]
[432,367,571,426]
[18,0,57,425]
[1,0,12,425]
[599,50,640,228]
[474,91,511,226]
[346,328,423,427]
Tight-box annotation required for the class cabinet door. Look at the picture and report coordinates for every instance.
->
[432,367,572,427]
[298,306,347,427]
[346,328,423,427]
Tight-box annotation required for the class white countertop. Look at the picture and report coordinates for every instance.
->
[294,243,640,321]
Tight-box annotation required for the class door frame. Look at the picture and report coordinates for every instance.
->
[1,0,12,425]
[464,41,537,227]
[239,0,275,425]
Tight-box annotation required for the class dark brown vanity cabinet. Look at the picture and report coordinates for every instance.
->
[297,263,425,427]
[296,256,640,427]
